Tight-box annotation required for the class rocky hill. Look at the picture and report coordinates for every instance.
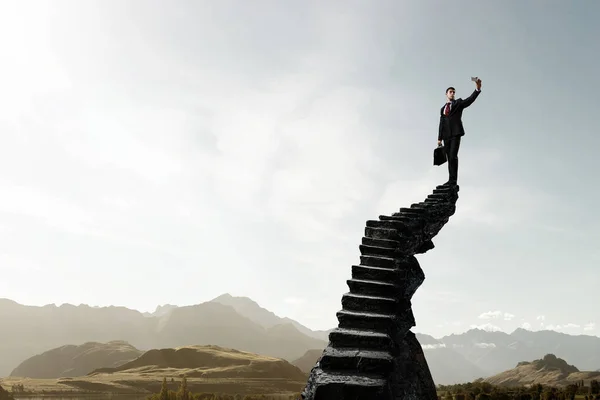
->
[10,341,142,379]
[91,344,306,380]
[485,354,600,387]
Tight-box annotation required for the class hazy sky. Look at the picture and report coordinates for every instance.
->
[0,0,598,338]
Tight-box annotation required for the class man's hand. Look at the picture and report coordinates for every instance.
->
[437,140,442,147]
[475,78,482,90]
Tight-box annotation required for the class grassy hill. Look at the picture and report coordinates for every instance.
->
[3,345,307,397]
[92,344,307,380]
[10,340,142,379]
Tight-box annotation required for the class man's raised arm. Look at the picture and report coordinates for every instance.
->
[461,78,482,108]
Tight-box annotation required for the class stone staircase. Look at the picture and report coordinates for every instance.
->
[301,183,460,400]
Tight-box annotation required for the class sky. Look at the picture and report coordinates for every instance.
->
[0,0,598,339]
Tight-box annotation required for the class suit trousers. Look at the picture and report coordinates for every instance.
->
[443,136,461,183]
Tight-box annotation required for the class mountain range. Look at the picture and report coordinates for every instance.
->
[0,294,326,379]
[420,327,600,383]
[2,295,600,385]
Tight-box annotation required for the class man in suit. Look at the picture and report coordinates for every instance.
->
[438,78,482,185]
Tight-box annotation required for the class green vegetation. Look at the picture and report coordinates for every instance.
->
[147,376,301,400]
[436,380,600,400]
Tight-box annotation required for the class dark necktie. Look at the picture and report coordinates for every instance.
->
[444,102,451,116]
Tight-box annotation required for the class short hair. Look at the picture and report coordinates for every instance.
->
[446,87,455,94]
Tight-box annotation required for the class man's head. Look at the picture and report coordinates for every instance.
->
[446,87,455,102]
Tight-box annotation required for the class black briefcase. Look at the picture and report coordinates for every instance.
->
[433,146,447,166]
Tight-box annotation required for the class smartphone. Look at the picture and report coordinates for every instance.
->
[471,77,478,82]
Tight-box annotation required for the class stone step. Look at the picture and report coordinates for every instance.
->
[364,226,399,240]
[366,219,411,233]
[423,198,442,204]
[409,205,430,213]
[436,182,459,190]
[336,309,395,333]
[337,308,416,338]
[388,213,425,229]
[434,183,454,190]
[360,255,401,269]
[390,212,424,223]
[346,278,398,298]
[352,264,406,282]
[361,237,400,249]
[329,327,392,351]
[399,207,427,215]
[305,369,388,399]
[426,202,452,212]
[319,347,393,376]
[378,214,413,222]
[342,292,398,314]
[358,244,398,258]
[427,193,449,201]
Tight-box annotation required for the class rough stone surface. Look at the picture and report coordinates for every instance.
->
[301,183,459,400]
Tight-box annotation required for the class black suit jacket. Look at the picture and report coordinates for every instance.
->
[438,89,481,141]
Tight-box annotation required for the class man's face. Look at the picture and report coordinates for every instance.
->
[446,89,455,101]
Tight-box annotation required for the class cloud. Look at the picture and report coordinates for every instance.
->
[479,310,502,319]
[537,315,546,321]
[470,323,502,332]
[478,311,514,320]
[521,322,532,329]
[475,342,497,348]
[422,343,447,350]
[584,323,596,331]
[546,323,580,331]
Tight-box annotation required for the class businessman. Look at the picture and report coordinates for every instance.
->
[438,78,482,185]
